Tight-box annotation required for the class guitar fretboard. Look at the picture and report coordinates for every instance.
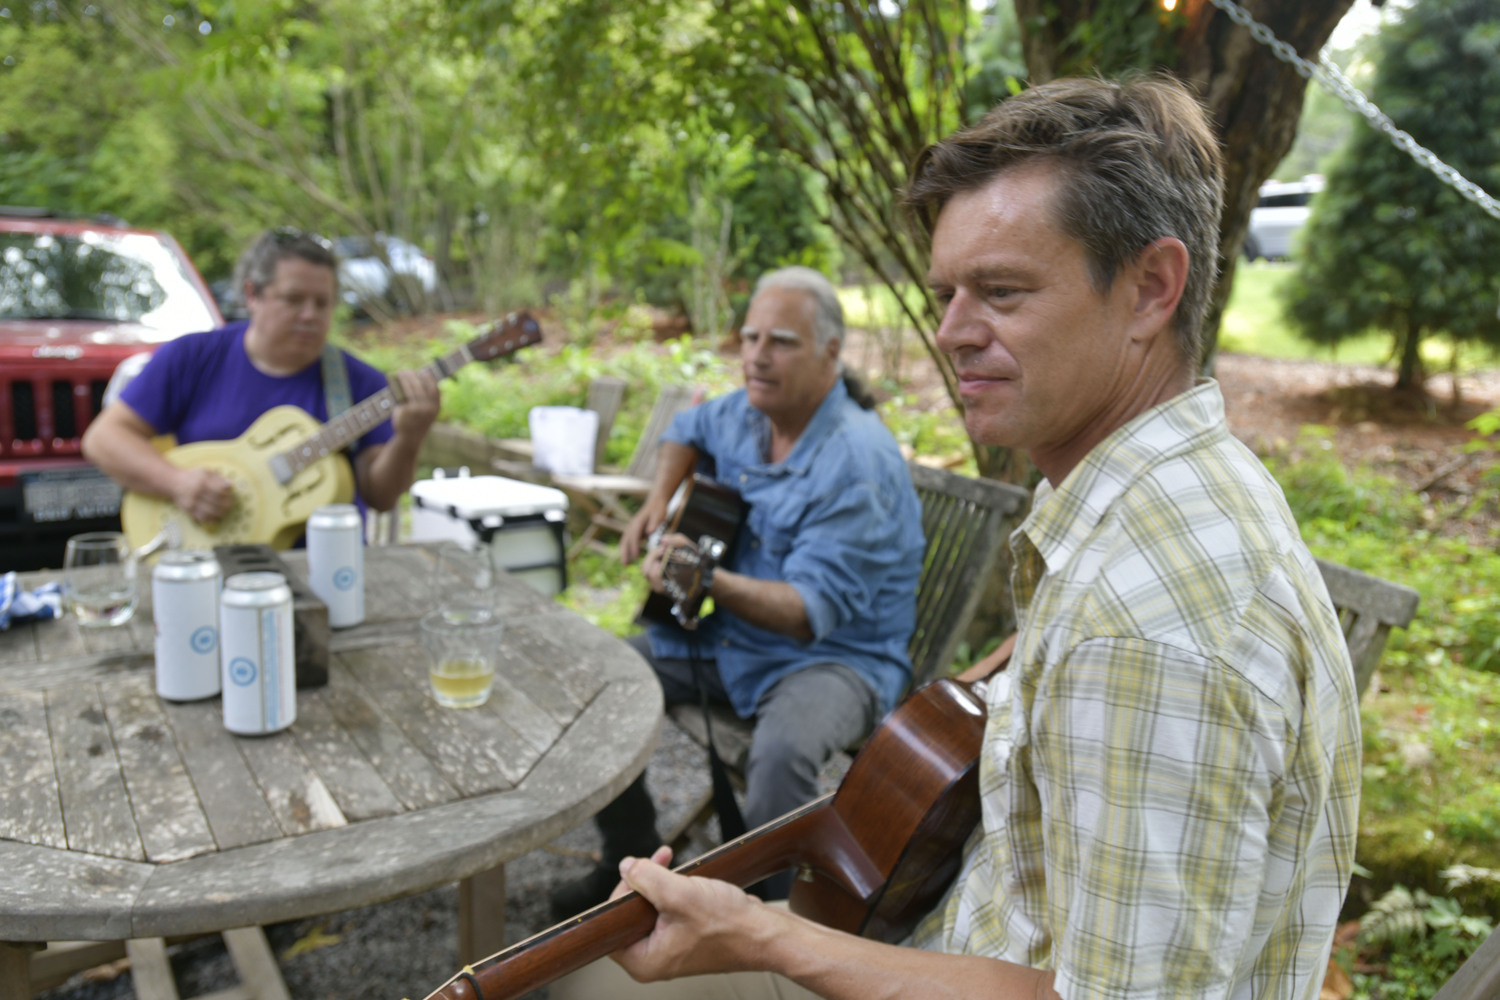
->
[276,344,475,478]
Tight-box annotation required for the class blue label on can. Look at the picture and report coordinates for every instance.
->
[190,626,218,654]
[333,567,356,591]
[229,657,257,686]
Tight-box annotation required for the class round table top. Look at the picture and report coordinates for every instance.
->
[0,544,661,942]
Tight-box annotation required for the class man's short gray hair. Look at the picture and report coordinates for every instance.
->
[234,228,338,299]
[753,266,844,352]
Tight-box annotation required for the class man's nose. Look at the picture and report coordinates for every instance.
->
[934,291,986,356]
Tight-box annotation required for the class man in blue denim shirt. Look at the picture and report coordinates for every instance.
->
[550,266,924,918]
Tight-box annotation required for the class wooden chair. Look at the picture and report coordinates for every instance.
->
[1315,557,1421,697]
[663,461,1031,848]
[1432,926,1500,1000]
[491,375,629,477]
[552,383,699,556]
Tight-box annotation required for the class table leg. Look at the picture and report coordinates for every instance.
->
[0,942,40,1000]
[222,927,291,1000]
[458,864,506,966]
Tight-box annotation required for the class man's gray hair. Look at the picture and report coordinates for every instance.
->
[753,266,844,352]
[234,229,338,299]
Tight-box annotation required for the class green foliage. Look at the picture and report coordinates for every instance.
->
[1264,427,1500,676]
[1350,885,1493,1000]
[1282,0,1500,388]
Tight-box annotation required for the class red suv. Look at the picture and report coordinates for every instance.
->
[1,208,222,570]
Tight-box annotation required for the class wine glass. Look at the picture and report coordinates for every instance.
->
[63,532,138,628]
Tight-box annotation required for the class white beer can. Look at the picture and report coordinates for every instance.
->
[307,503,365,628]
[220,571,297,736]
[152,550,222,701]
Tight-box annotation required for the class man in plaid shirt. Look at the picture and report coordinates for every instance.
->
[553,75,1360,1000]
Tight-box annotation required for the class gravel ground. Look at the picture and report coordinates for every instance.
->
[36,723,723,1000]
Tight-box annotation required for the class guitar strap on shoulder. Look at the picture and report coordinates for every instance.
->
[320,344,353,418]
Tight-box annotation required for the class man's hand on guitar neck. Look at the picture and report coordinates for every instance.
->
[621,496,671,566]
[387,368,441,440]
[611,851,1061,1000]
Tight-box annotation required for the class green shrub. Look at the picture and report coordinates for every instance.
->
[1347,884,1493,1000]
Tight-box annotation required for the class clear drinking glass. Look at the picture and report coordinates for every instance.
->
[63,531,138,627]
[431,541,497,624]
[419,610,503,708]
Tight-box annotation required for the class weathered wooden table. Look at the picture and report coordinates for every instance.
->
[0,544,661,1000]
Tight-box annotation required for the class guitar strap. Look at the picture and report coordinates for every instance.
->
[687,633,748,842]
[320,344,353,420]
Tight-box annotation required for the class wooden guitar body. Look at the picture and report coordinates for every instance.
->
[422,677,987,1000]
[120,406,355,551]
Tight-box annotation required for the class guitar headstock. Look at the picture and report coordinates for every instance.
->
[468,311,544,362]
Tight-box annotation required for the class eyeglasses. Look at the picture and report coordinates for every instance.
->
[268,227,333,252]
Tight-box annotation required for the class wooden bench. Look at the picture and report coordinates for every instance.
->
[1314,558,1421,697]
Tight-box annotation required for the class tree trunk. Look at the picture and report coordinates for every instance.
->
[1012,0,1357,371]
[1397,319,1425,390]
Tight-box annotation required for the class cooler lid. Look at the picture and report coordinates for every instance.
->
[411,475,569,518]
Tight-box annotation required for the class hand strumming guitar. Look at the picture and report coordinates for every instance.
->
[169,466,236,524]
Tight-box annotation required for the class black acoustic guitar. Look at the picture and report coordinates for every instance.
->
[419,677,986,1000]
[638,473,747,629]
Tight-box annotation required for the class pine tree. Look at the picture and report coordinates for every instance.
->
[1284,0,1500,390]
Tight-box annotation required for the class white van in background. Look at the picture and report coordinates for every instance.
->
[1245,175,1324,260]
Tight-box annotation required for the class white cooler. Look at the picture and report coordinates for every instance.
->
[410,470,570,597]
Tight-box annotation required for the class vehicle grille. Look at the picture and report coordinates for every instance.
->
[3,376,111,457]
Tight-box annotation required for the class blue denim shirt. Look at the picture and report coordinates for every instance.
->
[647,379,924,719]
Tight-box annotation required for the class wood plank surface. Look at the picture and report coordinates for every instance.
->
[156,699,283,851]
[0,689,65,849]
[99,675,218,863]
[502,619,607,710]
[352,643,527,795]
[46,684,145,862]
[0,621,39,665]
[233,730,348,836]
[321,659,457,810]
[380,639,562,767]
[2,544,663,946]
[289,691,404,822]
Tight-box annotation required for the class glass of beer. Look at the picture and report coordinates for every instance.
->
[419,609,502,708]
[63,531,138,628]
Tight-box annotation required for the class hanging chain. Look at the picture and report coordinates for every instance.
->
[1208,0,1500,222]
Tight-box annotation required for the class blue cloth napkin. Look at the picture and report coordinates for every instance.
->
[0,572,63,630]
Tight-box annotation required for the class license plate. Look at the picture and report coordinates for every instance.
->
[21,467,123,522]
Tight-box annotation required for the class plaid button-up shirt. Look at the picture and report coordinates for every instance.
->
[912,380,1361,1000]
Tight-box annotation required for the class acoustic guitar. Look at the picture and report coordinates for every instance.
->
[119,313,542,551]
[638,473,747,629]
[421,677,986,1000]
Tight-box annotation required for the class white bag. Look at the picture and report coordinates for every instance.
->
[527,406,600,477]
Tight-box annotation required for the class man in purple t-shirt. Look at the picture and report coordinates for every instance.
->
[83,230,439,527]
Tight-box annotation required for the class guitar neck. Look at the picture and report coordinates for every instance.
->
[275,346,472,479]
[427,796,871,1000]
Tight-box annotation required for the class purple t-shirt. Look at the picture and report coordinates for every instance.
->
[121,321,395,510]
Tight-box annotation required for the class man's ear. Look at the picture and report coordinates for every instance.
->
[1127,237,1190,343]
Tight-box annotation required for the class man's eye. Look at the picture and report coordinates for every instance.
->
[987,287,1015,301]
